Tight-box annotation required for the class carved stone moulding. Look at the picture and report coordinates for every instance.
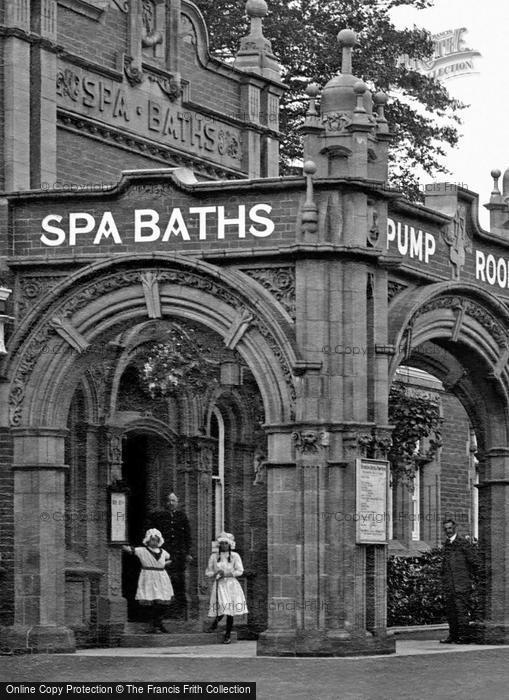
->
[56,110,243,181]
[242,266,296,320]
[9,267,296,425]
[414,295,508,349]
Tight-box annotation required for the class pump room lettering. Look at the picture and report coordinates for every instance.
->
[386,217,436,263]
[40,204,274,247]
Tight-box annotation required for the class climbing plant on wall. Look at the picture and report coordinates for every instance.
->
[388,382,443,484]
[142,323,220,397]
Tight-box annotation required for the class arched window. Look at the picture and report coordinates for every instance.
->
[210,407,225,537]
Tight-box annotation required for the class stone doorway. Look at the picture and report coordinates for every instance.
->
[121,431,175,622]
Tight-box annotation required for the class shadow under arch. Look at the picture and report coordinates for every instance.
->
[388,280,509,639]
[6,254,299,429]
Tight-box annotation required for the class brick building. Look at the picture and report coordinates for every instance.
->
[1,0,509,657]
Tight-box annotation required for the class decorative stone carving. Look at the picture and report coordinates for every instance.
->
[322,112,352,132]
[367,201,380,247]
[112,0,129,11]
[148,73,182,101]
[415,296,508,348]
[57,111,238,180]
[9,267,296,424]
[441,205,471,280]
[124,57,144,86]
[292,430,321,454]
[9,326,54,426]
[140,271,162,319]
[243,267,296,319]
[217,130,242,160]
[253,448,267,485]
[56,68,80,101]
[141,0,163,48]
[342,430,374,459]
[180,14,197,45]
[18,276,65,318]
[387,280,407,303]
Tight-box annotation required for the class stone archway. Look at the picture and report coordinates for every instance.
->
[388,282,509,643]
[3,255,298,651]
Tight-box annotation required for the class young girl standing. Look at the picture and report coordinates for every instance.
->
[205,531,248,644]
[123,528,174,633]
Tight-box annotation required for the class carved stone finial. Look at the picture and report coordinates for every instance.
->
[338,28,358,75]
[246,0,268,19]
[353,80,367,113]
[373,91,389,132]
[306,83,320,117]
[234,0,281,81]
[301,161,318,235]
[490,168,503,203]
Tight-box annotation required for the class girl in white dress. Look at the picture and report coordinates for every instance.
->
[123,528,174,633]
[205,531,248,644]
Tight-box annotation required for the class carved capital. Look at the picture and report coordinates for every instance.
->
[292,430,322,454]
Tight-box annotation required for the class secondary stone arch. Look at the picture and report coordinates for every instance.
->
[388,282,509,396]
[7,255,298,428]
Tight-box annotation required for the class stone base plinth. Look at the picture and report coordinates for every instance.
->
[0,625,75,654]
[470,621,509,644]
[257,629,395,657]
[96,596,127,647]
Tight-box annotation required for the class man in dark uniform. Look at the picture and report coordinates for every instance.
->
[440,519,477,644]
[147,492,192,619]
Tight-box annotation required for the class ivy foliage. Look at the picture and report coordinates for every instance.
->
[388,382,442,483]
[387,543,486,626]
[142,325,219,397]
[193,0,463,200]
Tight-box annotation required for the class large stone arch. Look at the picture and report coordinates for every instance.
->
[388,281,509,643]
[3,254,298,652]
[6,254,298,429]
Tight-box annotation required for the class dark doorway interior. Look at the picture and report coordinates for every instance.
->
[122,433,149,621]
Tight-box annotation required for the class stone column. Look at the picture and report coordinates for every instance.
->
[474,447,509,643]
[3,0,31,190]
[258,212,394,655]
[177,436,214,625]
[96,427,127,645]
[29,0,57,188]
[3,427,75,652]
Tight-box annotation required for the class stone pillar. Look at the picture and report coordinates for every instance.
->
[474,447,509,643]
[2,427,75,652]
[84,425,101,565]
[177,436,214,624]
[3,0,31,190]
[258,193,394,655]
[96,427,127,645]
[29,0,57,188]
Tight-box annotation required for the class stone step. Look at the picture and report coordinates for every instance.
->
[120,631,237,648]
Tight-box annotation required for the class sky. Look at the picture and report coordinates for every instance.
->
[389,0,509,228]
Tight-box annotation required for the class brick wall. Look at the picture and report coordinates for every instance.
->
[56,130,164,188]
[439,392,471,530]
[0,428,14,625]
[57,5,127,71]
[0,38,4,191]
[180,44,240,120]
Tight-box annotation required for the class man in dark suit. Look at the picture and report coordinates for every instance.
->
[440,519,477,644]
[146,492,192,619]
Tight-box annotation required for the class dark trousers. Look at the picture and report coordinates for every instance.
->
[445,591,470,641]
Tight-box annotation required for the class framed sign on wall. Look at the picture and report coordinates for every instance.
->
[108,487,129,544]
[355,458,389,545]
